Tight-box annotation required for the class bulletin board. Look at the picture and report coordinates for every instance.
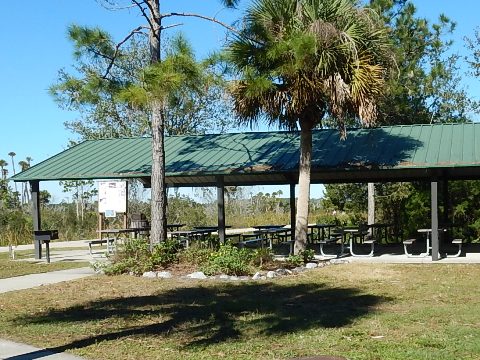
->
[98,181,127,214]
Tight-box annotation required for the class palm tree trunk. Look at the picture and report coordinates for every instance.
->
[294,125,312,254]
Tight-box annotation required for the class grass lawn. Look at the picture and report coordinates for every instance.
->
[0,250,90,279]
[0,263,479,359]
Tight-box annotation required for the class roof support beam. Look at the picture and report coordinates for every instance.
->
[30,180,41,260]
[216,176,225,244]
[290,183,296,241]
[431,181,439,261]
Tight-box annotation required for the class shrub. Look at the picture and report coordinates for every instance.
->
[149,240,180,268]
[178,243,211,267]
[285,254,304,268]
[201,243,253,276]
[301,249,315,263]
[251,247,274,268]
[102,238,180,275]
[285,249,316,268]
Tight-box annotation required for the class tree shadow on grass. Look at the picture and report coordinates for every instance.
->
[15,281,390,354]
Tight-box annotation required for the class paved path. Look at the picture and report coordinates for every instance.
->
[0,267,95,294]
[0,267,94,359]
[0,339,85,360]
[0,240,90,253]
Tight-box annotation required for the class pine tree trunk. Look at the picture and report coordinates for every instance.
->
[148,0,167,247]
[294,124,313,254]
[150,99,167,246]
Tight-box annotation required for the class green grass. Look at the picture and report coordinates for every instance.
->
[0,250,90,279]
[0,263,479,359]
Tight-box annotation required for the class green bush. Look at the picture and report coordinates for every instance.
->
[149,240,180,268]
[103,238,180,275]
[251,247,274,268]
[285,254,304,268]
[201,243,253,276]
[178,244,212,267]
[285,249,316,268]
[301,249,315,263]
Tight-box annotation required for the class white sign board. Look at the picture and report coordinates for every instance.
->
[98,181,127,213]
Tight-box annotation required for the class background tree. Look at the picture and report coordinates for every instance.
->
[18,160,30,205]
[0,160,7,180]
[368,0,476,125]
[7,152,17,196]
[227,0,390,253]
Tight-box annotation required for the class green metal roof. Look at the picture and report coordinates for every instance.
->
[11,123,480,186]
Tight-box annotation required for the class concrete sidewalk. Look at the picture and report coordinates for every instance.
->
[0,263,95,359]
[0,267,95,294]
[0,240,90,253]
[0,339,85,360]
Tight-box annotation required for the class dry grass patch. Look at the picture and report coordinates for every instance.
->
[0,263,479,359]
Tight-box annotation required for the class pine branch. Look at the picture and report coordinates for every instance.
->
[161,12,241,37]
[161,23,183,31]
[103,26,145,78]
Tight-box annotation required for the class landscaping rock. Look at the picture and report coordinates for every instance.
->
[266,271,277,278]
[142,271,157,278]
[252,272,263,280]
[229,276,240,281]
[157,271,172,279]
[185,271,208,280]
[275,268,291,276]
[218,274,230,280]
[238,276,250,281]
[330,259,349,265]
[305,262,318,269]
[292,266,306,273]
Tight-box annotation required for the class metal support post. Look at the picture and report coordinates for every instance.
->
[216,176,226,244]
[431,181,439,261]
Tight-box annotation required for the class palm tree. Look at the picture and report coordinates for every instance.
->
[18,160,30,204]
[227,0,391,253]
[8,152,17,194]
[0,160,7,180]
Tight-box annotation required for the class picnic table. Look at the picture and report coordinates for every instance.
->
[95,227,151,254]
[167,223,185,232]
[366,223,392,243]
[334,226,376,257]
[169,227,220,248]
[308,224,337,242]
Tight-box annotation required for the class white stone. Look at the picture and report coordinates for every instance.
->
[142,271,157,278]
[238,276,250,281]
[218,274,230,280]
[157,271,172,279]
[252,272,263,280]
[330,259,350,265]
[305,262,318,269]
[266,271,277,278]
[186,271,207,279]
[292,266,305,273]
[275,268,290,276]
[229,276,239,281]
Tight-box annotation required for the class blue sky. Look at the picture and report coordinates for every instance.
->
[1,0,479,202]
